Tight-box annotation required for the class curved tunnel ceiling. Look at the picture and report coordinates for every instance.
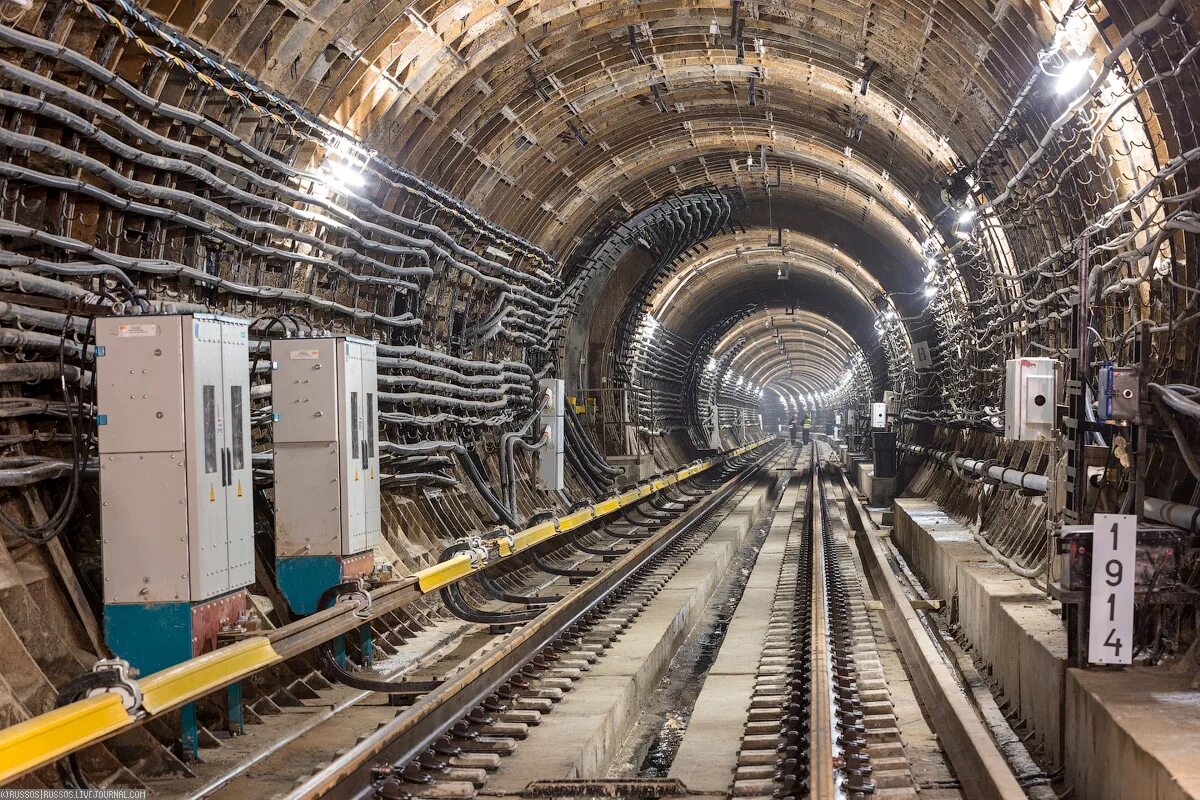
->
[5,0,1192,441]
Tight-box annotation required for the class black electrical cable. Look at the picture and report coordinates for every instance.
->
[0,315,90,544]
[53,667,132,789]
[314,582,442,698]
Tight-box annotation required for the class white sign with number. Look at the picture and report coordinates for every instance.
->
[1088,514,1136,665]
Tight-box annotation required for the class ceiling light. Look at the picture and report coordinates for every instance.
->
[1055,58,1092,94]
[957,209,976,226]
[926,256,938,269]
[924,285,938,298]
[326,161,365,190]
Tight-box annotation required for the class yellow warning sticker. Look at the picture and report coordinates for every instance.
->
[236,480,243,497]
[354,468,359,481]
[209,485,215,502]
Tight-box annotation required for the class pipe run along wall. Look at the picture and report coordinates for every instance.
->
[900,442,1200,532]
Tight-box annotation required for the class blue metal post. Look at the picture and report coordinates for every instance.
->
[226,682,244,735]
[360,625,374,668]
[332,635,347,669]
[180,702,199,761]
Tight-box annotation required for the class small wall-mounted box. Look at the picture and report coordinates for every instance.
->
[1098,363,1141,423]
[539,378,565,491]
[871,402,888,429]
[272,337,380,613]
[1005,357,1058,440]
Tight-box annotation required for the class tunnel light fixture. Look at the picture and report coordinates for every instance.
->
[328,163,366,190]
[957,209,976,226]
[924,285,938,298]
[1055,58,1092,95]
[322,138,369,192]
[925,255,938,269]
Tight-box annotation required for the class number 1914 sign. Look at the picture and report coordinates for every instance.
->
[1088,514,1136,666]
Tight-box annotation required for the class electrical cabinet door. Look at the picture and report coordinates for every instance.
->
[361,344,382,550]
[222,319,254,591]
[274,441,342,557]
[96,318,185,454]
[272,339,340,443]
[340,342,368,554]
[185,316,231,600]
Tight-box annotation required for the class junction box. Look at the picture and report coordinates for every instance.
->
[272,336,381,614]
[1005,357,1058,441]
[539,378,565,491]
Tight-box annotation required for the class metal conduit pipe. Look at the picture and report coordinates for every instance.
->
[901,442,1200,532]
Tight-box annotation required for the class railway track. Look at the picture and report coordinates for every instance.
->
[154,443,780,800]
[139,441,1047,800]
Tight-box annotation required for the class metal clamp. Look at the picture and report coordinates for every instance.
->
[462,536,490,570]
[342,579,372,620]
[86,658,143,714]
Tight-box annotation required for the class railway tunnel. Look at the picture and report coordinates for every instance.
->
[0,0,1198,797]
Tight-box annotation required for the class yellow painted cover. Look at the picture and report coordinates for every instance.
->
[140,638,281,714]
[593,498,621,516]
[0,694,132,784]
[415,553,475,593]
[557,508,594,532]
[512,521,558,551]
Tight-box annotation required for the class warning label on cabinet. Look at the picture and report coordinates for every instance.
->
[115,323,160,337]
[289,349,321,360]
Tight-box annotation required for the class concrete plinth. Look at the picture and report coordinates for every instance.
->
[609,454,658,486]
[893,498,1200,800]
[855,462,894,507]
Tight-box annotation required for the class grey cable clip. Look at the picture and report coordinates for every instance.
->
[343,578,372,620]
[463,536,489,569]
[87,658,143,713]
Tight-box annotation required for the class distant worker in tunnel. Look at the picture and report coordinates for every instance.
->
[802,413,812,444]
[788,415,797,444]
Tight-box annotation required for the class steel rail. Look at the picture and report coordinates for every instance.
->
[837,467,1027,800]
[286,446,778,800]
[807,457,837,799]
